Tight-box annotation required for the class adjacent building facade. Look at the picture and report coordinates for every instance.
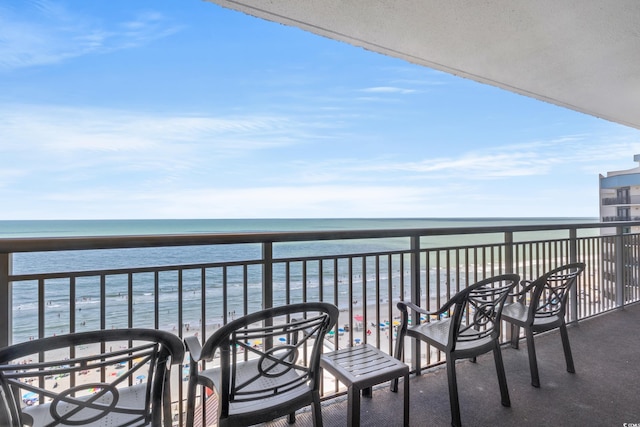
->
[599,155,640,300]
[599,154,640,234]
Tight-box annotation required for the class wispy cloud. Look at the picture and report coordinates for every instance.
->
[0,104,300,154]
[286,133,640,186]
[360,86,417,94]
[0,103,338,194]
[0,1,181,70]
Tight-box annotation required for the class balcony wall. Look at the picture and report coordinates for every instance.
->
[1,221,640,425]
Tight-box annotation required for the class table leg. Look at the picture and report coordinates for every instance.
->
[348,385,361,427]
[363,386,372,397]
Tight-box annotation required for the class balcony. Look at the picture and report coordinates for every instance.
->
[1,220,640,425]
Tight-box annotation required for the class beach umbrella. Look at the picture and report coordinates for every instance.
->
[278,337,287,343]
[327,330,335,337]
[136,375,145,381]
[338,328,345,335]
[22,392,37,400]
[354,338,361,345]
[354,314,363,322]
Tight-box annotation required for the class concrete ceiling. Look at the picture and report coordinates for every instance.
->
[204,0,640,130]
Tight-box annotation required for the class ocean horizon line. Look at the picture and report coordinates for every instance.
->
[0,216,598,221]
[0,217,599,239]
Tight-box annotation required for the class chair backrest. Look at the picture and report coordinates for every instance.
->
[528,262,586,320]
[447,274,520,351]
[198,302,338,419]
[0,329,184,427]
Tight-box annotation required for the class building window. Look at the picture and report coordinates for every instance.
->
[617,187,630,204]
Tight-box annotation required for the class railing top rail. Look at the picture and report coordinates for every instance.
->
[0,221,633,253]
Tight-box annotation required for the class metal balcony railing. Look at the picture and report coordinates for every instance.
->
[602,216,640,222]
[1,221,640,425]
[601,195,640,205]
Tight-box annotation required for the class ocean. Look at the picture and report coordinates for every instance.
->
[1,218,596,343]
[0,217,598,238]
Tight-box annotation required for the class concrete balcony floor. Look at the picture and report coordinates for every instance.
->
[268,302,640,426]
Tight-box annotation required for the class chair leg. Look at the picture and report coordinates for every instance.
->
[391,328,405,393]
[446,357,461,427]
[162,373,173,426]
[287,412,296,424]
[403,372,410,427]
[311,391,323,427]
[525,329,540,387]
[185,379,197,427]
[559,323,575,373]
[492,343,511,407]
[510,323,520,349]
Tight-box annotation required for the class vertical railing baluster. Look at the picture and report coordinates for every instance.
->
[69,277,76,334]
[285,261,292,307]
[262,241,273,310]
[453,249,460,293]
[569,229,578,322]
[0,252,10,347]
[333,258,339,311]
[505,231,514,274]
[319,259,325,302]
[435,250,441,306]
[242,265,249,316]
[445,249,451,300]
[222,266,228,324]
[630,233,636,304]
[38,278,45,338]
[302,261,308,303]
[375,254,381,350]
[178,270,184,334]
[362,256,368,344]
[348,256,354,350]
[100,274,106,331]
[399,254,405,302]
[128,273,134,329]
[614,226,624,308]
[409,234,421,374]
[387,254,393,352]
[200,267,206,338]
[154,271,160,330]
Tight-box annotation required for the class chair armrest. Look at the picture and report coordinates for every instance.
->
[510,279,537,300]
[397,300,450,317]
[184,336,203,362]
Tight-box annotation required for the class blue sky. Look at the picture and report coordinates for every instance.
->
[1,0,639,220]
